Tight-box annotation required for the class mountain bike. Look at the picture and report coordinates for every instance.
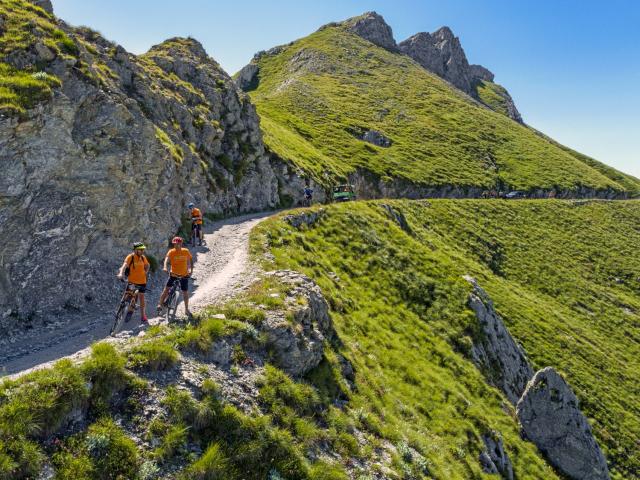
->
[302,195,312,207]
[111,281,141,336]
[162,275,189,323]
[191,223,205,247]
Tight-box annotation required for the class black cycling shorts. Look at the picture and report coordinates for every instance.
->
[166,276,189,291]
[129,283,146,293]
[192,223,202,234]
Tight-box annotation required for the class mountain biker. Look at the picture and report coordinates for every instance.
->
[117,242,149,324]
[157,237,194,316]
[188,202,204,246]
[303,186,313,206]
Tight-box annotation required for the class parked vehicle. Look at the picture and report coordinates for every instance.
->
[505,190,527,199]
[332,184,357,202]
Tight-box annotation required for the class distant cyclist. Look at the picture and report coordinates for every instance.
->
[303,186,313,207]
[117,242,149,324]
[188,202,204,246]
[157,237,193,316]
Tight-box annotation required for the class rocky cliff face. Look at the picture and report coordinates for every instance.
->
[0,1,288,329]
[517,368,610,480]
[398,27,522,122]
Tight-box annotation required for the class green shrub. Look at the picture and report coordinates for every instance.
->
[258,365,320,418]
[182,442,230,479]
[154,424,189,462]
[127,338,178,371]
[85,418,139,479]
[81,343,130,412]
[52,29,78,55]
[223,305,266,325]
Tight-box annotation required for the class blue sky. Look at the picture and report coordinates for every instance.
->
[52,0,639,178]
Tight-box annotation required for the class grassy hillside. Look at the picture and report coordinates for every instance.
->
[252,199,640,479]
[247,25,640,196]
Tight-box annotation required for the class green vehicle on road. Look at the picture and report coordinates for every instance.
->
[332,184,357,202]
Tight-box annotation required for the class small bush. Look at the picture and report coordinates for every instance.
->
[223,305,266,326]
[154,424,189,462]
[127,339,178,371]
[85,418,139,480]
[81,343,130,412]
[258,365,320,417]
[182,442,231,479]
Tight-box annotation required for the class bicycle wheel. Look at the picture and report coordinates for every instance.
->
[165,289,176,322]
[111,301,126,336]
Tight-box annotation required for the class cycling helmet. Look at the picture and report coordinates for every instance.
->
[172,236,184,244]
[133,242,146,250]
[187,202,194,209]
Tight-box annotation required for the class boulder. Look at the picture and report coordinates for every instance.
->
[343,12,398,51]
[470,64,495,82]
[361,129,392,147]
[261,271,333,377]
[31,0,53,14]
[464,276,534,404]
[235,63,259,91]
[516,367,610,480]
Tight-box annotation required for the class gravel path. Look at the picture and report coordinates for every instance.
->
[0,211,273,378]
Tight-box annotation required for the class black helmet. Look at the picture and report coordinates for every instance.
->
[132,242,146,250]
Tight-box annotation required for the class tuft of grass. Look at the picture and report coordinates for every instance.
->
[127,338,178,371]
[0,63,61,114]
[81,342,131,413]
[155,125,185,164]
[181,442,231,479]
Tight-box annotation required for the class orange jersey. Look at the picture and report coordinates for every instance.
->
[166,247,192,276]
[125,253,149,285]
[191,207,203,225]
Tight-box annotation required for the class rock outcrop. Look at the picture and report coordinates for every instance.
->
[261,270,334,377]
[464,276,534,404]
[479,432,514,480]
[343,12,398,51]
[399,27,522,122]
[399,28,473,95]
[516,367,610,480]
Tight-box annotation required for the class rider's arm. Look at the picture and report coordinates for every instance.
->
[163,255,170,272]
[117,257,129,278]
[188,257,193,276]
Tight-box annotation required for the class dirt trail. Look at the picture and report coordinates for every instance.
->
[0,211,273,378]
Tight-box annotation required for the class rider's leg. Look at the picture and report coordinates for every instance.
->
[139,293,146,319]
[183,290,190,313]
[158,287,170,307]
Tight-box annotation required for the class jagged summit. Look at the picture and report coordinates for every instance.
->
[146,36,209,60]
[399,26,522,122]
[342,11,398,51]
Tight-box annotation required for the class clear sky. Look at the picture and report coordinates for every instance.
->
[52,0,639,178]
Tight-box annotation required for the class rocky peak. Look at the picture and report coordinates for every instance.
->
[147,36,209,61]
[399,27,473,94]
[343,11,398,51]
[399,26,522,122]
[31,0,53,14]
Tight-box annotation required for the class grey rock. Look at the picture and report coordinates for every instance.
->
[400,28,473,94]
[361,129,391,147]
[34,42,55,61]
[380,204,412,234]
[480,432,514,480]
[464,276,534,404]
[31,0,53,14]
[470,64,495,82]
[284,209,325,229]
[516,367,610,480]
[235,63,259,91]
[343,12,398,51]
[262,271,333,376]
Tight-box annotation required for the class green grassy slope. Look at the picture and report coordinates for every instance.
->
[247,25,640,196]
[252,199,640,479]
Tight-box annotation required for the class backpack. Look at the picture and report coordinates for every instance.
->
[124,254,146,277]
